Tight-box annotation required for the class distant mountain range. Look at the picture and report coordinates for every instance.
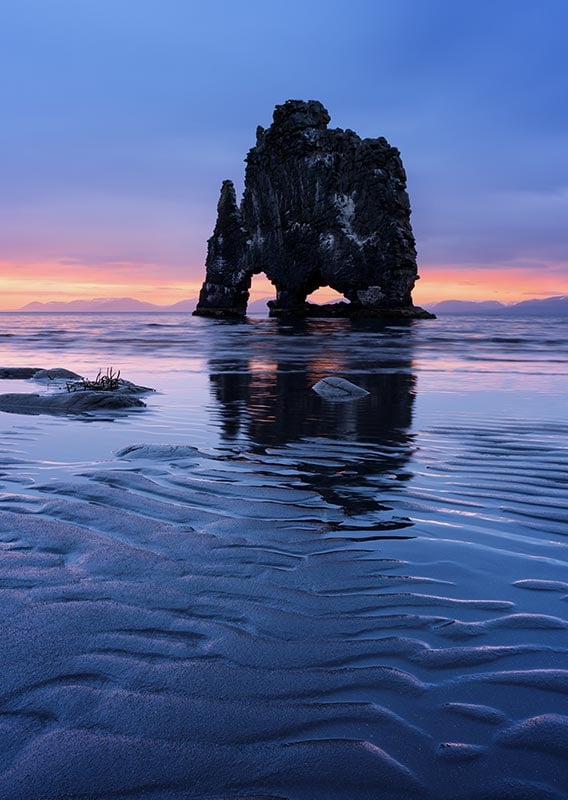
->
[16,297,198,312]
[16,295,276,314]
[429,296,568,315]
[12,294,568,315]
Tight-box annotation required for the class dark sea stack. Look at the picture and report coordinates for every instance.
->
[194,100,434,319]
[195,180,250,317]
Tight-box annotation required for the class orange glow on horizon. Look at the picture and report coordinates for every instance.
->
[0,262,204,310]
[0,260,566,311]
[413,264,568,305]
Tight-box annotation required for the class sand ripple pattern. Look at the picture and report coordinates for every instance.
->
[0,314,567,799]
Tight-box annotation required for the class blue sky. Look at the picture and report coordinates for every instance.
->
[0,0,566,305]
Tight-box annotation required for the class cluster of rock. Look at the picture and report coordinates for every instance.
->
[0,367,153,416]
[194,99,433,319]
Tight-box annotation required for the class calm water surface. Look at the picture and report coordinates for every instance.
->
[0,313,567,799]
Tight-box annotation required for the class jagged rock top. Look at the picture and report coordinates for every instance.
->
[270,99,331,132]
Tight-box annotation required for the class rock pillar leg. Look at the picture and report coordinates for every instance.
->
[193,181,252,318]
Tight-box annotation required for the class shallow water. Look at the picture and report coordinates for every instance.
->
[0,312,567,799]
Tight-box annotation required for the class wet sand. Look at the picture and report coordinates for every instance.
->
[0,313,567,799]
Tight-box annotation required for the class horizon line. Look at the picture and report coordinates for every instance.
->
[1,292,567,313]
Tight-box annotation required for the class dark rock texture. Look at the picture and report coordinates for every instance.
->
[0,367,40,379]
[0,370,154,416]
[195,181,250,317]
[194,100,433,319]
[0,391,146,416]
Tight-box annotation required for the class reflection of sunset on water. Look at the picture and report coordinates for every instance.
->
[207,319,416,448]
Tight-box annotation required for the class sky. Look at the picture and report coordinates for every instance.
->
[0,0,567,309]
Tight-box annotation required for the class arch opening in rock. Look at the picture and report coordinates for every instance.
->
[306,286,349,306]
[247,273,276,316]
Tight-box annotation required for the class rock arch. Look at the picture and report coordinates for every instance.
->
[194,100,434,319]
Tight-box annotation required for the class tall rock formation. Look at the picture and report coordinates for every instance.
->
[195,181,250,316]
[194,100,433,319]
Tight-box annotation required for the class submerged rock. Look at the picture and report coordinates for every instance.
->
[116,444,200,460]
[312,376,370,401]
[1,367,85,381]
[0,373,154,416]
[0,367,41,379]
[0,367,154,414]
[194,99,434,319]
[0,391,146,416]
[33,368,84,381]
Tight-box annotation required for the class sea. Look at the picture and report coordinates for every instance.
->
[0,312,567,800]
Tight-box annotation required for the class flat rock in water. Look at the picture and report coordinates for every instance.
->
[312,376,370,401]
[0,391,146,416]
[33,368,84,381]
[112,379,155,395]
[116,444,200,460]
[0,367,41,379]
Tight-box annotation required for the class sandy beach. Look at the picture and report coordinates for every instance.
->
[0,312,567,799]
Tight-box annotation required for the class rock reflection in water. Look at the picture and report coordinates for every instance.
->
[208,318,416,527]
[209,318,415,446]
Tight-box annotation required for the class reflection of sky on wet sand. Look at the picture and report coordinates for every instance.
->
[1,313,568,798]
[0,312,564,486]
[0,314,566,458]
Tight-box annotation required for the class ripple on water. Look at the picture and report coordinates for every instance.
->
[0,313,567,798]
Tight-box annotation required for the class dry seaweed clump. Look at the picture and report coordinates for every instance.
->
[65,367,153,395]
[66,367,122,393]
